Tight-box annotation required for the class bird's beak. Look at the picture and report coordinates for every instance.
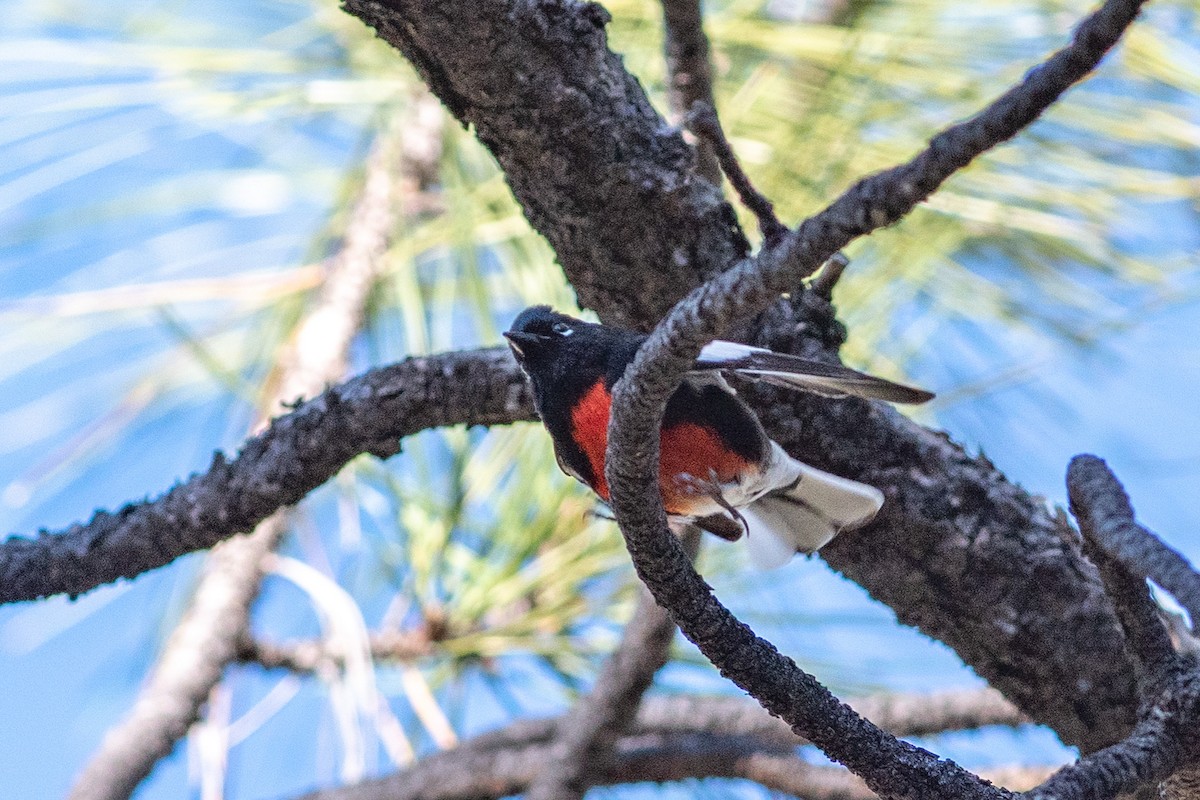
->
[503,331,545,359]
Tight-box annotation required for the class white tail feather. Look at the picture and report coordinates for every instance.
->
[742,453,884,570]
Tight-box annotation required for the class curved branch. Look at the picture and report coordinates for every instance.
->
[603,0,1148,796]
[1068,454,1200,649]
[343,0,1148,749]
[0,347,534,605]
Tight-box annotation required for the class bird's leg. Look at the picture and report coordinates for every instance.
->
[675,470,749,538]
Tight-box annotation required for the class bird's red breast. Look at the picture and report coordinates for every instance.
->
[568,379,754,515]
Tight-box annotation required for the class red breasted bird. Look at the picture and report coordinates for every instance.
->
[504,306,933,568]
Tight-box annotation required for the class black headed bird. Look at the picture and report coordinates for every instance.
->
[504,306,933,567]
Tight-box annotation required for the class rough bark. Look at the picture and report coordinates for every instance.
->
[0,348,535,605]
[343,0,750,330]
[342,0,1143,753]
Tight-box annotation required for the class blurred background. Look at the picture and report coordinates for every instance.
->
[1,0,1198,796]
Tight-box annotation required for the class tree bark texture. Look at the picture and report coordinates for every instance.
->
[0,348,534,604]
[343,0,1140,752]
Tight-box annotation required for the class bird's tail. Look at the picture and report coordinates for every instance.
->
[742,449,883,569]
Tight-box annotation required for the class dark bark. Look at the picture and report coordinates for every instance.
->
[0,348,534,604]
[599,2,1149,795]
[343,0,749,330]
[1068,454,1200,651]
[340,0,1147,754]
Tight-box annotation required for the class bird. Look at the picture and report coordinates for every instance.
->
[503,305,934,568]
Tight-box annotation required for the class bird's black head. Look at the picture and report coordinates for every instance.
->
[505,305,644,422]
[504,305,631,394]
[504,306,586,368]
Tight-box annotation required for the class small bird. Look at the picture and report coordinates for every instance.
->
[504,306,933,568]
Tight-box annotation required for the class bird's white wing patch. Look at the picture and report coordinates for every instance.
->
[697,340,769,365]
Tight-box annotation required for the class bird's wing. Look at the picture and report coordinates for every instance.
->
[693,341,934,405]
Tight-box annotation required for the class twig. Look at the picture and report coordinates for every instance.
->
[603,0,1150,797]
[687,102,788,245]
[527,530,698,799]
[238,629,435,673]
[67,115,436,800]
[809,252,850,299]
[660,0,720,183]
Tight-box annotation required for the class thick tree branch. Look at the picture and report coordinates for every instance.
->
[342,0,1147,750]
[602,0,1148,796]
[344,0,750,330]
[0,347,534,605]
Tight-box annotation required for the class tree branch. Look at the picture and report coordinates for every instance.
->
[293,726,1049,800]
[342,0,1148,750]
[1068,454,1200,661]
[0,346,534,605]
[343,0,750,330]
[602,0,1148,796]
[687,102,787,244]
[1058,454,1200,797]
[236,628,435,672]
[660,0,720,183]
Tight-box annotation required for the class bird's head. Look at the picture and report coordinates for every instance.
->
[503,305,586,371]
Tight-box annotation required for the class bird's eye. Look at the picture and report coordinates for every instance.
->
[551,321,573,336]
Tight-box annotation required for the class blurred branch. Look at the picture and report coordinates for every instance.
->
[66,113,447,800]
[660,0,719,183]
[245,631,1032,750]
[288,688,1043,800]
[237,629,435,672]
[603,0,1151,797]
[527,530,698,800]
